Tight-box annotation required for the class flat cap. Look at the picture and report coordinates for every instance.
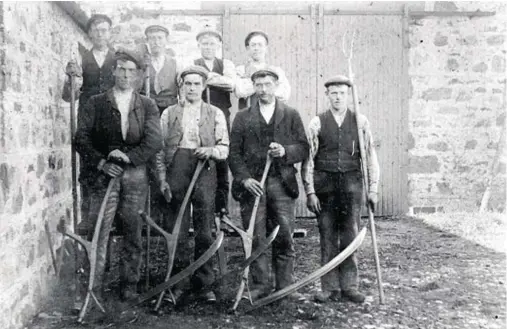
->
[196,28,222,42]
[145,25,169,36]
[251,67,279,82]
[244,30,269,47]
[324,75,352,88]
[114,49,142,69]
[86,14,112,32]
[179,65,209,81]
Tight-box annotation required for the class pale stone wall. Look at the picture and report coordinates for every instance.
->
[0,2,89,328]
[407,1,507,213]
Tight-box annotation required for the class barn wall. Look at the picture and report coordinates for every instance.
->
[0,2,89,328]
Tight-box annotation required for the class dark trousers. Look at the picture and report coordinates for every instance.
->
[87,165,149,291]
[240,176,296,291]
[162,148,216,291]
[215,106,230,213]
[316,170,363,292]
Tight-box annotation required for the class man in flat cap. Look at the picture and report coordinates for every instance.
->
[302,75,379,304]
[142,25,181,114]
[74,50,162,303]
[194,28,236,218]
[155,65,229,303]
[63,14,115,231]
[229,67,308,300]
[235,31,291,109]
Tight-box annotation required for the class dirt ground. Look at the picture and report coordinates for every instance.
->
[29,216,506,329]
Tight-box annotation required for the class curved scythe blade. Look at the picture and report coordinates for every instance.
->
[122,231,224,311]
[244,227,367,313]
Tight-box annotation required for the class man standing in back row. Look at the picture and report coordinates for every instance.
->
[302,75,379,304]
[235,31,291,108]
[194,28,236,217]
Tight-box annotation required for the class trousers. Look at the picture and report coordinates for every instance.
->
[316,170,363,292]
[162,148,216,291]
[240,176,296,292]
[87,165,148,292]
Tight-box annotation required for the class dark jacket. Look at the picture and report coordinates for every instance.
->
[229,100,309,200]
[74,89,162,184]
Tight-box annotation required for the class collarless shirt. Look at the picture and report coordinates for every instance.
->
[179,101,202,148]
[331,108,348,127]
[92,48,109,68]
[113,88,133,140]
[259,100,276,124]
[151,55,165,73]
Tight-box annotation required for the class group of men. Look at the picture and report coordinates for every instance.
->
[63,14,380,311]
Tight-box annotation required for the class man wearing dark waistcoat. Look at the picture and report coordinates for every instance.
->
[63,14,116,228]
[142,25,181,114]
[155,65,229,303]
[194,28,235,217]
[302,75,379,304]
[74,50,162,301]
[229,68,308,300]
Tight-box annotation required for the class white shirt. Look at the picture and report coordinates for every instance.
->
[259,100,276,123]
[204,59,215,71]
[331,108,348,127]
[113,88,133,140]
[179,101,202,149]
[151,55,165,73]
[92,48,109,68]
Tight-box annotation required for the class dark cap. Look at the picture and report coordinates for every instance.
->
[179,65,209,81]
[324,75,352,88]
[251,67,279,82]
[86,14,112,32]
[196,29,222,42]
[114,48,142,69]
[244,30,269,47]
[145,25,170,36]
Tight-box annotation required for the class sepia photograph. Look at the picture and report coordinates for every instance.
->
[0,1,505,328]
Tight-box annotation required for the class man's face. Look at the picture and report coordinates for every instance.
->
[146,31,168,56]
[253,75,277,103]
[182,73,205,102]
[114,59,138,90]
[246,35,267,62]
[88,21,111,49]
[198,35,220,60]
[326,84,349,110]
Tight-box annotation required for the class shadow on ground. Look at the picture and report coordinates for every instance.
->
[29,216,506,329]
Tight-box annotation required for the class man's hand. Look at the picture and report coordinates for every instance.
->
[102,162,124,178]
[368,192,378,212]
[243,178,263,197]
[307,194,321,215]
[159,181,172,203]
[108,149,131,164]
[268,142,285,158]
[65,59,82,77]
[194,147,213,160]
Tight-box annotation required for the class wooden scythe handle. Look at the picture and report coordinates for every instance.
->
[232,154,273,310]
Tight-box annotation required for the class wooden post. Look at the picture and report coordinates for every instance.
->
[144,49,152,291]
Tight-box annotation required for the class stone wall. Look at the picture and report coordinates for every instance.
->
[0,2,89,328]
[407,1,507,213]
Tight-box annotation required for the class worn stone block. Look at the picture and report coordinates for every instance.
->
[421,88,452,101]
[465,140,478,150]
[472,62,488,73]
[427,141,449,152]
[434,32,448,46]
[487,35,505,46]
[409,155,441,173]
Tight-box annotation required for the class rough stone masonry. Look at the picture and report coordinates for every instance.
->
[0,2,89,329]
[0,2,505,329]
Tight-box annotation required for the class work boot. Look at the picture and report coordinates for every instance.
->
[199,291,217,303]
[121,284,139,301]
[342,289,365,304]
[287,291,306,302]
[314,290,340,303]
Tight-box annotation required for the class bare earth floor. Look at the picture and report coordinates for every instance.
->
[29,216,506,329]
